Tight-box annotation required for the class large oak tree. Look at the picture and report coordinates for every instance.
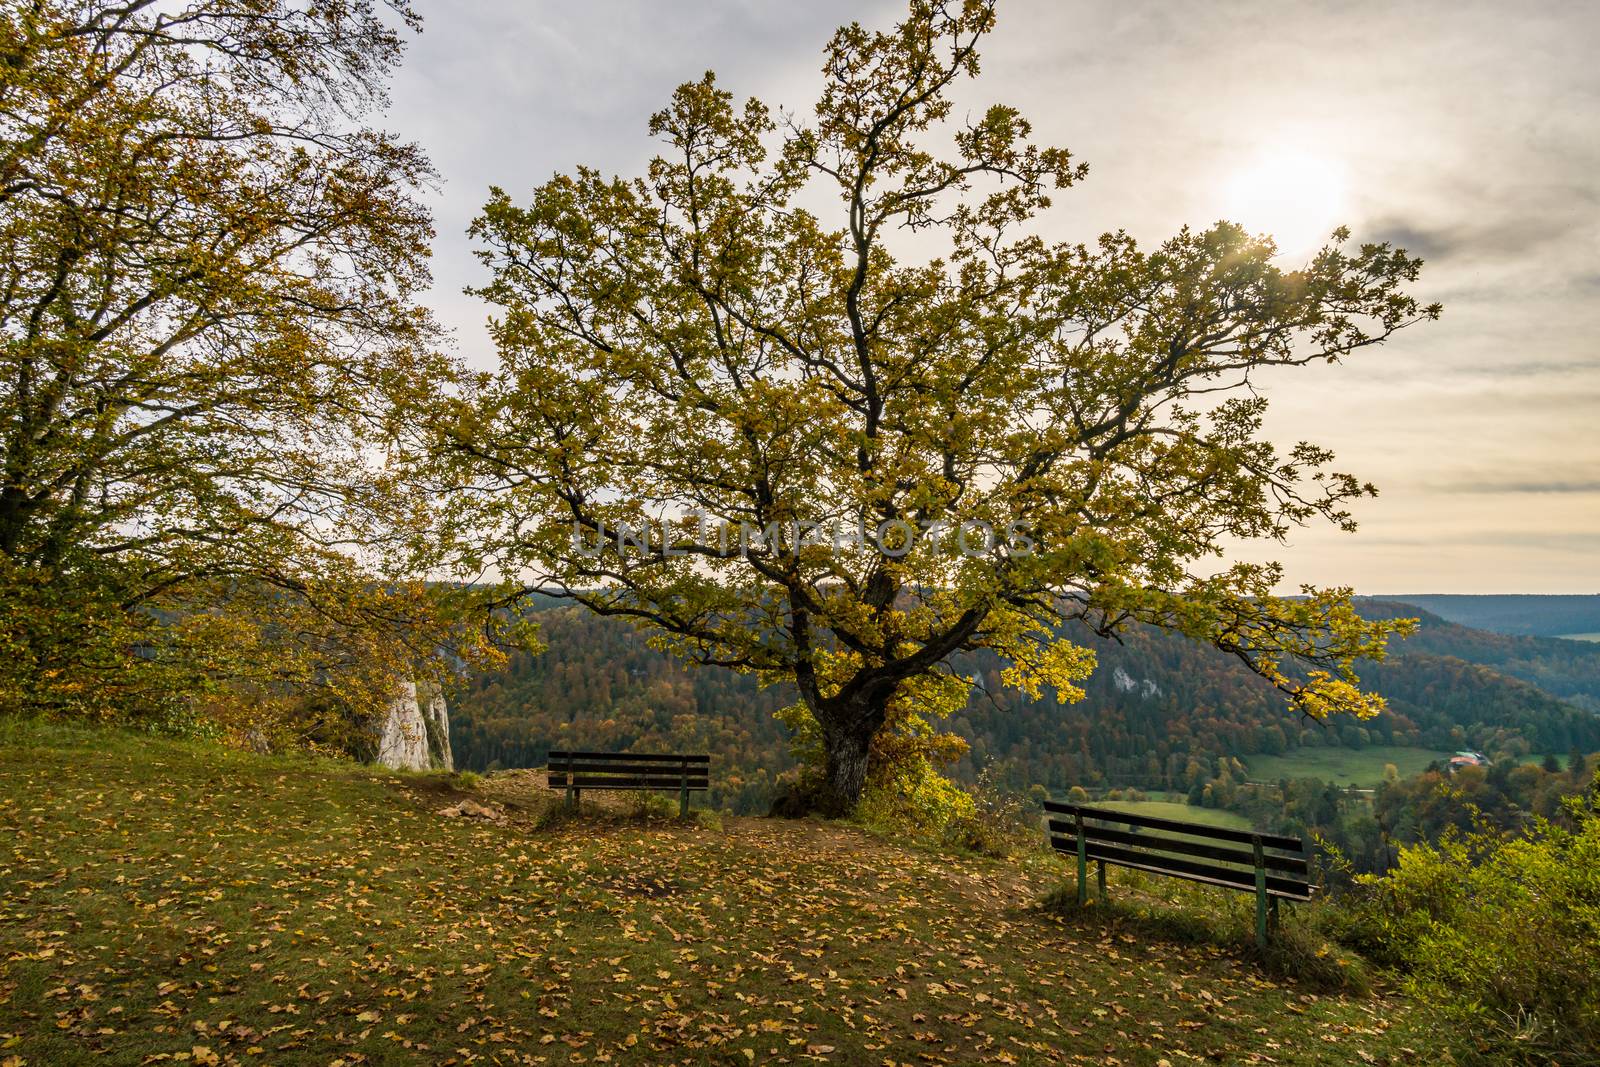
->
[456,0,1439,812]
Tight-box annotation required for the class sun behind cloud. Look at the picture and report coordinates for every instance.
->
[1222,147,1347,261]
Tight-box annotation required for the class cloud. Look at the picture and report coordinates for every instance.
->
[1446,476,1600,495]
[1455,531,1600,554]
[1342,529,1600,556]
[1365,211,1581,264]
[1455,355,1600,378]
[1442,478,1600,495]
[381,0,1600,591]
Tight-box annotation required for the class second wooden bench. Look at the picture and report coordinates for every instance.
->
[1043,799,1312,947]
[546,750,709,818]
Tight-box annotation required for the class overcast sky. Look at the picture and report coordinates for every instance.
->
[385,0,1600,595]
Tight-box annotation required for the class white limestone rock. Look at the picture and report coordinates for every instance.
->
[1112,666,1162,699]
[375,680,453,772]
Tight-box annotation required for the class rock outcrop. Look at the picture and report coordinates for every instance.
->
[1112,666,1162,699]
[375,680,453,772]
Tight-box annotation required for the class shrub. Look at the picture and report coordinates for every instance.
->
[1341,794,1600,1062]
[529,798,576,832]
[939,813,1008,858]
[139,699,226,743]
[856,757,976,833]
[940,765,1044,858]
[627,791,679,821]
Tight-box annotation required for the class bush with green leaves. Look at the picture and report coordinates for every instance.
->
[938,766,1043,858]
[1339,790,1600,1062]
[627,791,681,821]
[855,756,977,834]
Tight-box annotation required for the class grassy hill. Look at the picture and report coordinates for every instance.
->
[0,723,1422,1065]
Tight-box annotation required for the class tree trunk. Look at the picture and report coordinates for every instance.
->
[818,723,871,816]
[814,692,888,816]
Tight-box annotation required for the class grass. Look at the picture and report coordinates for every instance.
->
[0,720,1428,1065]
[1085,799,1254,832]
[1040,873,1374,997]
[1244,746,1453,787]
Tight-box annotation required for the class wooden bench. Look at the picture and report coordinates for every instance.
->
[1043,800,1312,947]
[546,750,709,818]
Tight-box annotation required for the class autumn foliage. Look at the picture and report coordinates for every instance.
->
[0,2,494,729]
[453,0,1438,811]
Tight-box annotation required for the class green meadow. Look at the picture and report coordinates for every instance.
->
[1243,746,1453,788]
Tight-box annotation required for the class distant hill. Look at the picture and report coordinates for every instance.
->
[943,611,1600,792]
[1382,593,1600,638]
[450,598,1600,809]
[1359,598,1600,712]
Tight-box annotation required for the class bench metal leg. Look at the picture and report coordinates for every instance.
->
[1096,859,1107,903]
[679,782,690,820]
[1253,834,1269,949]
[1075,812,1088,907]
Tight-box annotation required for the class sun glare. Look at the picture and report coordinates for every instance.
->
[1221,148,1346,261]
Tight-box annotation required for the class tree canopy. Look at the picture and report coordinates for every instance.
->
[0,0,487,725]
[454,0,1440,812]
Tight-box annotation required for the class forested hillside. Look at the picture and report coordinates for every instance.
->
[454,604,793,812]
[451,600,1600,811]
[1358,597,1600,710]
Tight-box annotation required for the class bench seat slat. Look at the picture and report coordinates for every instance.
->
[548,776,706,785]
[1049,837,1312,900]
[549,751,709,763]
[1043,801,1304,853]
[548,770,710,782]
[546,760,704,776]
[548,774,709,789]
[1060,841,1315,901]
[549,779,710,789]
[1046,820,1310,876]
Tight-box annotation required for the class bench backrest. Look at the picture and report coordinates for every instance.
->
[1043,800,1312,901]
[546,750,709,790]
